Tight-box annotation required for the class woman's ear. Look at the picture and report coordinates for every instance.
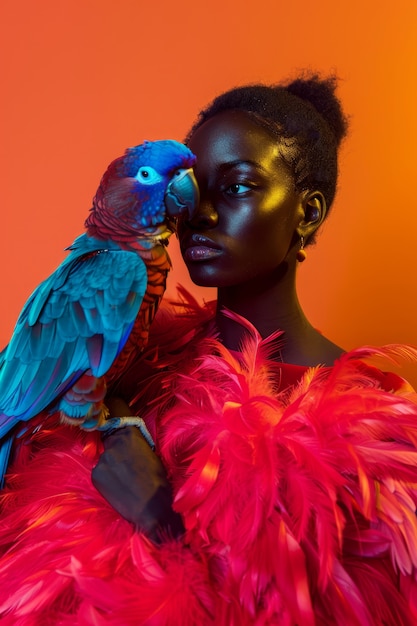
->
[297,191,327,241]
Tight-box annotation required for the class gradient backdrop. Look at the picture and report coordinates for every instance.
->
[1,0,416,386]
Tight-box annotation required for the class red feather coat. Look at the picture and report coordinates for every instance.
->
[0,294,417,625]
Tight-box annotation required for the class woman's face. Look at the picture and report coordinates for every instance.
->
[178,110,304,288]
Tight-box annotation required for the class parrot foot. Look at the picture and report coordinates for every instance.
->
[98,416,155,449]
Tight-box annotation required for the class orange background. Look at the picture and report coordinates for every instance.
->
[1,0,416,386]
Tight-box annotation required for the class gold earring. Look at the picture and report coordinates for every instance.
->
[296,235,307,262]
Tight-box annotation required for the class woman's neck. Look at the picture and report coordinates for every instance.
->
[215,273,344,367]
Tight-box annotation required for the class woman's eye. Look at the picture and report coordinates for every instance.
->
[227,183,252,195]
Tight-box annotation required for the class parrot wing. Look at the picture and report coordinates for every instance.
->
[0,239,148,437]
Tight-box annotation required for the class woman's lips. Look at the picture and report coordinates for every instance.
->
[181,234,222,262]
[183,246,222,262]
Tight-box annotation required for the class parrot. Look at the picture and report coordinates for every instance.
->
[0,139,198,487]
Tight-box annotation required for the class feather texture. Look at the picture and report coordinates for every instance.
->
[0,298,416,624]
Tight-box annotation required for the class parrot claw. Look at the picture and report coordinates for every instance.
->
[98,416,155,449]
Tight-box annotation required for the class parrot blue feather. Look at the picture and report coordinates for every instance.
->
[0,436,13,488]
[0,239,147,427]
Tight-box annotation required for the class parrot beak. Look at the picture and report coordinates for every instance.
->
[164,168,199,222]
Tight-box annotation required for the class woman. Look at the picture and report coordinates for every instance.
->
[0,75,417,625]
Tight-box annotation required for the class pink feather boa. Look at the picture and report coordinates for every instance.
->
[1,296,417,625]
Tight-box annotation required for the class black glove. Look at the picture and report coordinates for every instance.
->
[92,425,185,544]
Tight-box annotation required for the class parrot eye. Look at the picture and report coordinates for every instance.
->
[134,166,163,185]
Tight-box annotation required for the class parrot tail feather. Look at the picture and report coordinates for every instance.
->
[0,434,14,488]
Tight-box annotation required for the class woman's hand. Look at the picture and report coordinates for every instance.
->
[92,399,184,543]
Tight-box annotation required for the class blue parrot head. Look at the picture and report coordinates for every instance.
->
[87,140,198,243]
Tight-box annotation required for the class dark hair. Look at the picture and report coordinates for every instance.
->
[186,74,348,227]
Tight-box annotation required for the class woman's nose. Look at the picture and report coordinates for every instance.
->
[185,194,218,229]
